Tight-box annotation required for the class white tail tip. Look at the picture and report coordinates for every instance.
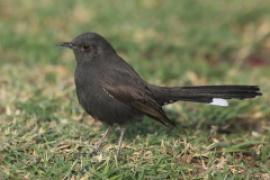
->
[210,98,229,107]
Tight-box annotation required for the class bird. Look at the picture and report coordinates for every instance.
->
[59,32,262,156]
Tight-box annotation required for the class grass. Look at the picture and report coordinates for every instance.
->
[1,0,270,179]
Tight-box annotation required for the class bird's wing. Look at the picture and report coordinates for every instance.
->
[101,69,175,127]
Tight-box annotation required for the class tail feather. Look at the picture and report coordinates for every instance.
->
[181,85,259,91]
[149,85,262,106]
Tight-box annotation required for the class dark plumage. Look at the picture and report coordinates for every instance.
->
[59,32,262,155]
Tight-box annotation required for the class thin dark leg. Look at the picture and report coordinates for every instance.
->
[94,127,112,152]
[116,127,126,157]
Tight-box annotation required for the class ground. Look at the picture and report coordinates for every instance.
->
[0,0,270,179]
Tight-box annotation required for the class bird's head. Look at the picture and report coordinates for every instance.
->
[58,32,116,63]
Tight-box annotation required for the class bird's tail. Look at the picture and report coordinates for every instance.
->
[149,85,262,106]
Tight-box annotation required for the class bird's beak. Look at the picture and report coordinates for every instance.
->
[57,42,74,49]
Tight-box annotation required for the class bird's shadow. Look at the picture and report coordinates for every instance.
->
[105,111,186,141]
[103,108,264,142]
[123,109,193,140]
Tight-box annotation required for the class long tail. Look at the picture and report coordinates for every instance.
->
[149,85,262,106]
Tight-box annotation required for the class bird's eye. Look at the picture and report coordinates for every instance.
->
[81,44,90,51]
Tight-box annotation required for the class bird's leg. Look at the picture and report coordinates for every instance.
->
[93,127,112,153]
[116,127,126,157]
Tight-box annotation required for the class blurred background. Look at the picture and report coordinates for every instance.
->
[0,0,270,179]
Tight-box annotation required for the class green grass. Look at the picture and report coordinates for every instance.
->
[1,0,270,179]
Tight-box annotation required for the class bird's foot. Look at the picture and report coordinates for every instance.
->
[91,127,112,155]
[116,127,126,158]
